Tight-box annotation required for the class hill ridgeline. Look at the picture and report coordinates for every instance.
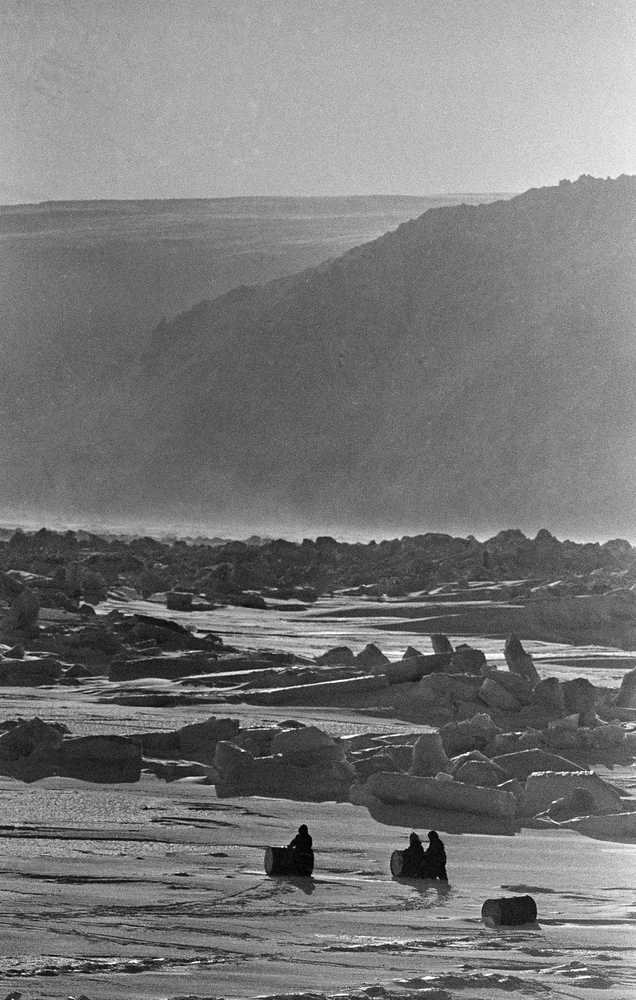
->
[4,176,635,537]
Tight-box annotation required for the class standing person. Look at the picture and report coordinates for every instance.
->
[424,830,448,880]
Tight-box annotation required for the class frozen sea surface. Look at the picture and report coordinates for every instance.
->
[0,778,633,1000]
[0,595,632,998]
[99,595,636,687]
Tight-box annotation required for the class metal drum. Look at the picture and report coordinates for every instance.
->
[481,895,538,926]
[264,846,314,876]
[390,849,406,876]
[390,849,432,878]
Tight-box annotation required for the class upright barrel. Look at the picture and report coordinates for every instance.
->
[264,846,314,877]
[481,895,537,926]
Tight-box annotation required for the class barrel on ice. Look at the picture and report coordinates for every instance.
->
[481,895,537,926]
[390,849,432,878]
[264,846,314,877]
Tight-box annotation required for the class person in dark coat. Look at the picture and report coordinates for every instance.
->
[423,830,448,880]
[288,823,313,871]
[402,831,425,875]
[289,823,312,852]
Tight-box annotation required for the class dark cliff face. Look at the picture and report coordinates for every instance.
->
[129,175,635,537]
[3,177,634,537]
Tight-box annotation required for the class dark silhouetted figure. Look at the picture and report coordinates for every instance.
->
[402,831,425,875]
[423,830,448,880]
[288,823,313,875]
[289,823,312,852]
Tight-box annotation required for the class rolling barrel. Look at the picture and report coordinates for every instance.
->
[481,895,538,926]
[390,850,406,876]
[390,849,432,878]
[264,846,314,877]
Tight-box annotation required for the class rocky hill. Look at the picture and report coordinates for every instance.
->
[121,175,636,537]
[3,177,634,537]
[0,192,504,529]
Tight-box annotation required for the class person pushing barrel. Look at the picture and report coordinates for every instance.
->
[423,830,448,880]
[265,823,314,877]
[288,823,314,872]
[288,823,312,853]
[402,831,425,874]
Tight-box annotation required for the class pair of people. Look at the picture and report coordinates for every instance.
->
[403,830,448,880]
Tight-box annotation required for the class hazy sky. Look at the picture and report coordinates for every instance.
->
[2,0,634,202]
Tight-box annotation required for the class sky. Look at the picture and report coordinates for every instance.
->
[1,0,634,203]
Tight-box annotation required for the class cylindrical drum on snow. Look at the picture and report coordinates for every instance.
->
[481,895,537,926]
[264,846,292,875]
[264,846,314,877]
[390,849,430,878]
[390,850,406,876]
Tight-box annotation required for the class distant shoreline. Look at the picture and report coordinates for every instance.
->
[0,192,515,211]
